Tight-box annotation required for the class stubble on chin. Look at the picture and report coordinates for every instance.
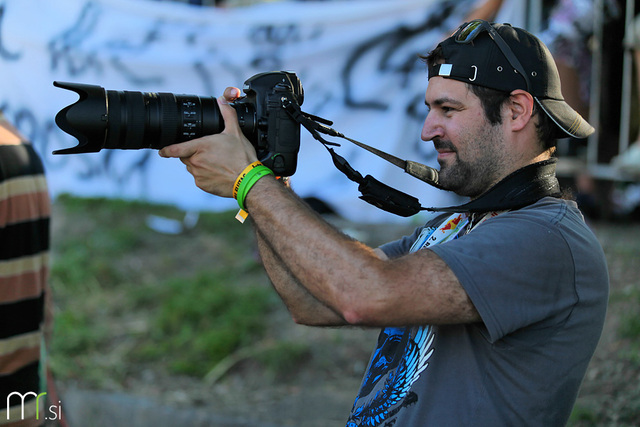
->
[438,156,489,199]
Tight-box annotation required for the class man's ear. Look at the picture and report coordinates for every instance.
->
[508,90,535,132]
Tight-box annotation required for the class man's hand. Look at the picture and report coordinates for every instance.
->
[158,87,259,198]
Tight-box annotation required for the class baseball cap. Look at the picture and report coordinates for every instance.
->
[428,20,594,139]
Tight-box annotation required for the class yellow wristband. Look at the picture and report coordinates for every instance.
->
[233,161,263,199]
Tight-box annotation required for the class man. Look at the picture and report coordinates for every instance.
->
[0,111,54,426]
[159,20,609,426]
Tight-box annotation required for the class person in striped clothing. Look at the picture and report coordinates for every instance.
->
[0,111,57,427]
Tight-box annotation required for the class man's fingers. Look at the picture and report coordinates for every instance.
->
[158,86,246,160]
[158,139,199,158]
[217,96,243,135]
[223,86,241,102]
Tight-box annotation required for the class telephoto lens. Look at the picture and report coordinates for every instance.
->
[53,82,233,154]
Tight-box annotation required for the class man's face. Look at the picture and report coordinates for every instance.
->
[421,77,509,198]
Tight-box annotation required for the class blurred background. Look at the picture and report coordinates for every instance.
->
[2,0,640,222]
[2,0,640,426]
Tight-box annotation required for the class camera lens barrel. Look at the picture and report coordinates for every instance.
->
[104,91,225,150]
[53,82,232,154]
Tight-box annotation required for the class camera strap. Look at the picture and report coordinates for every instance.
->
[282,98,443,188]
[281,98,560,217]
[282,98,436,216]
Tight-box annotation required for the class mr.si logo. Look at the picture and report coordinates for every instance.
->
[6,391,62,421]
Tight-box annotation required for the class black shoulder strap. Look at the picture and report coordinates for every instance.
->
[429,159,561,213]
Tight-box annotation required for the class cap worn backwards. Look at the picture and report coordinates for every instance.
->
[428,20,594,140]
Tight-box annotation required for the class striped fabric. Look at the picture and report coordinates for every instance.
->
[0,139,51,427]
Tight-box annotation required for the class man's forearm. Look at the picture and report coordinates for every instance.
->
[245,175,388,325]
[255,228,347,326]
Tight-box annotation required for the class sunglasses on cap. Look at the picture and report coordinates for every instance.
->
[452,19,531,92]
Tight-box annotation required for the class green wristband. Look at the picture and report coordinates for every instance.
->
[236,165,274,211]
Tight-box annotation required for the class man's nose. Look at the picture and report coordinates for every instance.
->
[421,114,443,142]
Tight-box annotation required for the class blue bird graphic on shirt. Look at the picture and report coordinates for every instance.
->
[346,325,435,426]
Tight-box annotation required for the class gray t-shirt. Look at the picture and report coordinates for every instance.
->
[346,197,609,426]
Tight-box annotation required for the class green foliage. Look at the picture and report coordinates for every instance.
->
[619,313,640,340]
[615,285,640,366]
[568,404,599,425]
[49,195,277,385]
[138,271,275,376]
[52,310,109,354]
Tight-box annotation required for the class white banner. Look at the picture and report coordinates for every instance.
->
[0,0,474,222]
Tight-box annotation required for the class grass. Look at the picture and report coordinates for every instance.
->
[49,194,284,386]
[135,270,274,376]
[617,287,640,366]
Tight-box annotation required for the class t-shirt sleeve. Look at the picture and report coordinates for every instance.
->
[378,226,424,259]
[429,207,578,344]
[378,213,451,259]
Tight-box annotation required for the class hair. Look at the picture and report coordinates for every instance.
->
[421,47,559,153]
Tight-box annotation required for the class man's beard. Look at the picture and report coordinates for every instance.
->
[438,153,478,197]
[434,137,504,199]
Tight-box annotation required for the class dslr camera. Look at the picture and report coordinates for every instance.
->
[54,71,303,176]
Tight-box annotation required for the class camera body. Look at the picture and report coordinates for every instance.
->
[54,71,304,176]
[237,71,303,175]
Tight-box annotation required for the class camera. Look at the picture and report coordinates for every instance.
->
[53,71,304,176]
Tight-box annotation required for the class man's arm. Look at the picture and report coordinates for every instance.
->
[255,227,347,326]
[159,88,480,327]
[244,176,480,327]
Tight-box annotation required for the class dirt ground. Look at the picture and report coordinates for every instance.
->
[54,216,640,427]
